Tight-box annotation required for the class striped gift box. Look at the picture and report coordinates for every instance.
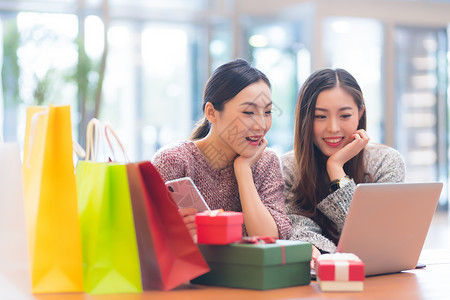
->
[316,253,364,292]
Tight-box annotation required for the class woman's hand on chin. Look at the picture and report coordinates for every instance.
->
[234,137,268,171]
[328,129,369,168]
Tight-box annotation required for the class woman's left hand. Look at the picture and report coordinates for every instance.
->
[234,137,268,170]
[232,136,279,238]
[178,207,198,238]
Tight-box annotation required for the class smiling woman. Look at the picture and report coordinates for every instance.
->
[152,58,292,241]
[281,68,405,256]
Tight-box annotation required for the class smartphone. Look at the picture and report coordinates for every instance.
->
[165,177,210,212]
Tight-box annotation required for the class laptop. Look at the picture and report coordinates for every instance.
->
[337,182,443,276]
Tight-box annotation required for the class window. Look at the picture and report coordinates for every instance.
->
[323,17,384,144]
[394,26,448,207]
[0,1,230,162]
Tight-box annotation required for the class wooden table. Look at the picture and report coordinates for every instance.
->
[2,249,450,300]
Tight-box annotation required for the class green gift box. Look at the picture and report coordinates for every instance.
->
[191,240,311,290]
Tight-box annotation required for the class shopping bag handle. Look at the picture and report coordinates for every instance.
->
[25,108,49,168]
[85,118,102,161]
[24,106,87,164]
[104,123,130,163]
[84,118,129,162]
[73,140,86,158]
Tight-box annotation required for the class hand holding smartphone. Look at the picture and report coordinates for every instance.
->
[165,177,210,212]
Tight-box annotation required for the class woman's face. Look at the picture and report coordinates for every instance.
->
[312,86,361,157]
[213,80,272,158]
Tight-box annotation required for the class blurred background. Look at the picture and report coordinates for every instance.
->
[0,0,449,220]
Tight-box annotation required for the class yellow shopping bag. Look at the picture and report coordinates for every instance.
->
[22,105,83,293]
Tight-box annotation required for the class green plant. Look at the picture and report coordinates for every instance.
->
[2,19,20,106]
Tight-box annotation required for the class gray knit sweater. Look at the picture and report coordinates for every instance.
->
[152,141,292,239]
[281,143,405,253]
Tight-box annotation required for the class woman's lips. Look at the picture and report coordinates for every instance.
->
[323,137,344,147]
[246,135,263,146]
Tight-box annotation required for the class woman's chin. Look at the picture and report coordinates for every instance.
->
[237,148,258,158]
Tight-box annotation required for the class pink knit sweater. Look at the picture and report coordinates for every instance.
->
[152,141,292,239]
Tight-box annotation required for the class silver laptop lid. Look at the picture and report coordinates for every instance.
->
[337,182,442,276]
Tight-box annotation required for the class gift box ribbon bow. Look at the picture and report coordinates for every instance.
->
[236,236,277,244]
[237,236,286,265]
[204,209,224,217]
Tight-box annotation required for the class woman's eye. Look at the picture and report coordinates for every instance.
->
[315,115,326,119]
[341,114,352,119]
[265,110,272,115]
[243,111,254,115]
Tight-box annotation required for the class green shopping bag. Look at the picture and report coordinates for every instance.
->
[76,119,142,294]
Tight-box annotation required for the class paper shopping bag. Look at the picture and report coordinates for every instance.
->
[76,161,142,294]
[126,161,210,291]
[22,105,83,293]
[0,143,31,295]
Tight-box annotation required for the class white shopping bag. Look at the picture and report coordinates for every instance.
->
[0,142,31,296]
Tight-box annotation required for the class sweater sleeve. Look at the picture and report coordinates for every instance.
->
[151,144,187,182]
[254,150,292,240]
[316,182,356,232]
[281,151,296,204]
[287,203,338,253]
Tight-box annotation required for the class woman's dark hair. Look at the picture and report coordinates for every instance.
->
[190,58,271,140]
[290,68,368,235]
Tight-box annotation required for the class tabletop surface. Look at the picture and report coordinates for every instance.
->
[2,249,450,300]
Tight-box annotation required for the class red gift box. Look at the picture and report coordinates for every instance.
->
[195,210,243,245]
[316,253,364,292]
